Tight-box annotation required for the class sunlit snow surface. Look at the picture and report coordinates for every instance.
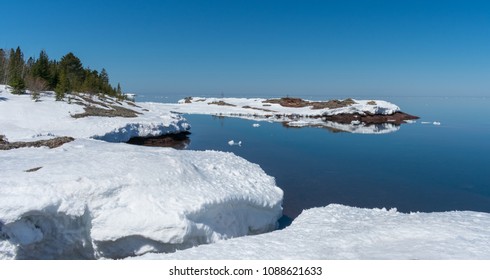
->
[0,86,282,259]
[135,204,490,260]
[149,97,403,134]
[0,85,189,142]
[0,139,283,259]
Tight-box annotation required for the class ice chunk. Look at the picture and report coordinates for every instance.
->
[228,140,242,146]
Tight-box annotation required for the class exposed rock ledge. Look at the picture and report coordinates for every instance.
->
[0,135,74,150]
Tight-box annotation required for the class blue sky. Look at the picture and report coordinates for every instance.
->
[1,0,489,97]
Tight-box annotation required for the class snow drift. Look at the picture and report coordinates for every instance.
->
[0,139,283,259]
[134,204,490,260]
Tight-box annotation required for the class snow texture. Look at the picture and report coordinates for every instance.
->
[0,85,189,142]
[0,139,283,259]
[150,97,403,134]
[0,85,283,259]
[135,204,490,260]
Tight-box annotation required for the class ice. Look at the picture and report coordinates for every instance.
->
[227,140,242,146]
[134,204,490,260]
[433,121,441,125]
[252,123,260,127]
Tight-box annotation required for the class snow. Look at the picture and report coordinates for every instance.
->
[0,139,283,259]
[134,204,490,260]
[0,85,189,142]
[0,85,283,259]
[252,123,260,127]
[172,97,400,116]
[149,96,404,134]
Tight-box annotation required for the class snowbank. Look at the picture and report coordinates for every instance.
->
[0,139,283,259]
[134,204,490,260]
[0,85,189,142]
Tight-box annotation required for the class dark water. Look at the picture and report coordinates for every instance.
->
[140,95,490,218]
[174,96,490,218]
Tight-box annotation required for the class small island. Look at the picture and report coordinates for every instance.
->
[159,96,419,134]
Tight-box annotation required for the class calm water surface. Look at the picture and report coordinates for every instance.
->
[149,96,490,218]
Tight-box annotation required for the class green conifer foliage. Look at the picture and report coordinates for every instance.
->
[55,70,69,101]
[31,50,51,83]
[0,49,7,84]
[8,47,26,94]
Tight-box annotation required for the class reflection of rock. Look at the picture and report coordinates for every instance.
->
[282,111,418,134]
[285,119,401,134]
[322,111,419,125]
[127,132,190,149]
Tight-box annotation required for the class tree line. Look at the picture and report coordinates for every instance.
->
[0,47,123,100]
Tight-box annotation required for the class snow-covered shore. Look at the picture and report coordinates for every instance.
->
[0,86,283,259]
[151,96,417,134]
[2,85,489,260]
[135,204,490,260]
[0,85,189,142]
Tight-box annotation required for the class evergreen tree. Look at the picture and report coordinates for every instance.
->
[47,60,59,89]
[55,70,69,101]
[59,52,84,91]
[116,83,122,95]
[31,50,51,83]
[0,49,7,84]
[10,76,25,94]
[8,47,26,94]
[100,68,109,84]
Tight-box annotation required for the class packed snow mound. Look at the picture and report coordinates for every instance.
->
[0,85,189,142]
[134,204,490,260]
[0,139,283,259]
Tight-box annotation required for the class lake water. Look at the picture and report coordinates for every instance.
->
[144,95,490,219]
